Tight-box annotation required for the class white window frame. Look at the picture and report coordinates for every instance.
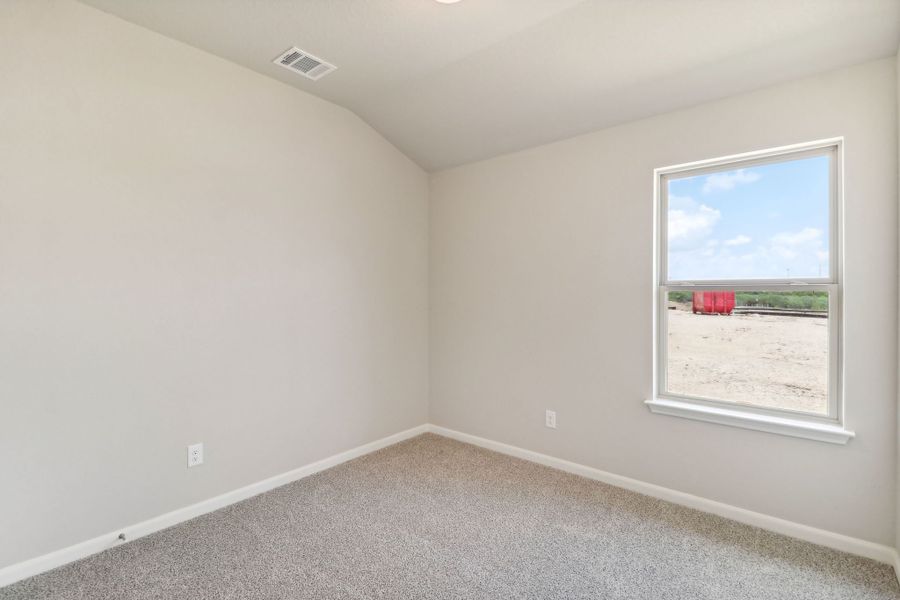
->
[646,138,854,444]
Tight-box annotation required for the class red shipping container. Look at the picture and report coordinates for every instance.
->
[692,291,735,315]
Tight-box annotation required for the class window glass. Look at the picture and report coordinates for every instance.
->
[666,155,830,281]
[665,290,829,415]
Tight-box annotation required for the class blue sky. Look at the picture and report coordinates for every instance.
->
[667,155,830,281]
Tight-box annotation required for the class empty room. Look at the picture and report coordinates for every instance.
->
[2,0,900,598]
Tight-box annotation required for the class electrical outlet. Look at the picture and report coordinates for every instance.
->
[545,410,557,429]
[187,443,203,468]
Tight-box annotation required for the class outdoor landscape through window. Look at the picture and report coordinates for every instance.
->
[665,290,829,415]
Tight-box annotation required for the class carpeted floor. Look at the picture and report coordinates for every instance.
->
[3,433,898,599]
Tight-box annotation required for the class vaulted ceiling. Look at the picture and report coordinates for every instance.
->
[79,0,900,171]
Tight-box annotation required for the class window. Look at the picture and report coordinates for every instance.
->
[647,140,853,444]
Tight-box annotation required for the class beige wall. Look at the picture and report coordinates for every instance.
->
[2,0,898,573]
[430,59,898,545]
[0,0,428,568]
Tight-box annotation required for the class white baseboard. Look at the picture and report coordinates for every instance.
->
[894,550,900,588]
[3,422,898,589]
[426,424,899,567]
[0,424,429,589]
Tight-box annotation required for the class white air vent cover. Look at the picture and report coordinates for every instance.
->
[273,47,336,81]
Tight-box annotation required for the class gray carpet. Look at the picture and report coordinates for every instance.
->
[2,433,898,599]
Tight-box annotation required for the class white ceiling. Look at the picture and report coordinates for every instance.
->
[79,0,900,171]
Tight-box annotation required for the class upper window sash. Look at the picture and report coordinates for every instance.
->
[656,140,841,287]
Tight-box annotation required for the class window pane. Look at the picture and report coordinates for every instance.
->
[667,154,830,281]
[665,290,829,415]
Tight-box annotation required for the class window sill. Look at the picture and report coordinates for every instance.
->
[645,397,855,444]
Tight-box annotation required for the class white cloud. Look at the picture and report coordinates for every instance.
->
[723,235,751,247]
[702,169,761,194]
[768,227,824,264]
[669,227,828,280]
[771,227,822,246]
[667,195,720,250]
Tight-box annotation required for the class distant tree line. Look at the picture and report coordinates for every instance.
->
[668,291,827,311]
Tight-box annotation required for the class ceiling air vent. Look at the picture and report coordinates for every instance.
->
[273,47,336,81]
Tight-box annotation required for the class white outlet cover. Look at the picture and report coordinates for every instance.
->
[187,443,204,467]
[545,410,557,429]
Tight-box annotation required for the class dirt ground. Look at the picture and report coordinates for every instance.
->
[665,307,829,415]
